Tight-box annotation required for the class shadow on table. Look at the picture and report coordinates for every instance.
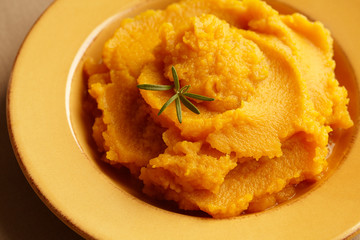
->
[0,92,83,239]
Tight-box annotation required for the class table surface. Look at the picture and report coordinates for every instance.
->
[0,1,359,240]
[0,0,82,239]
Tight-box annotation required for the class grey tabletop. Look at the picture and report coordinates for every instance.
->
[1,1,359,240]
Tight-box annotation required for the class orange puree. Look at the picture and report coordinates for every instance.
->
[85,0,353,218]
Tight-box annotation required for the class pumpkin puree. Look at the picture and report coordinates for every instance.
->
[85,0,353,218]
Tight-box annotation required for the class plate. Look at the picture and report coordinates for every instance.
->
[7,0,360,239]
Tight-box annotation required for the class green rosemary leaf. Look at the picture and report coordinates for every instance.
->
[172,66,180,91]
[183,92,215,101]
[158,93,179,116]
[137,66,215,123]
[180,85,191,94]
[137,84,173,91]
[175,97,182,123]
[179,94,200,114]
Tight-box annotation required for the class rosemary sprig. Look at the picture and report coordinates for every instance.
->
[137,66,215,123]
[137,84,173,91]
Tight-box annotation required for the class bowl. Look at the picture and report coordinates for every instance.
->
[7,0,360,239]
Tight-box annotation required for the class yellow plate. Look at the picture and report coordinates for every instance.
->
[7,0,360,239]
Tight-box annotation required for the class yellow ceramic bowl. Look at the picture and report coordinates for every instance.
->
[7,0,360,239]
